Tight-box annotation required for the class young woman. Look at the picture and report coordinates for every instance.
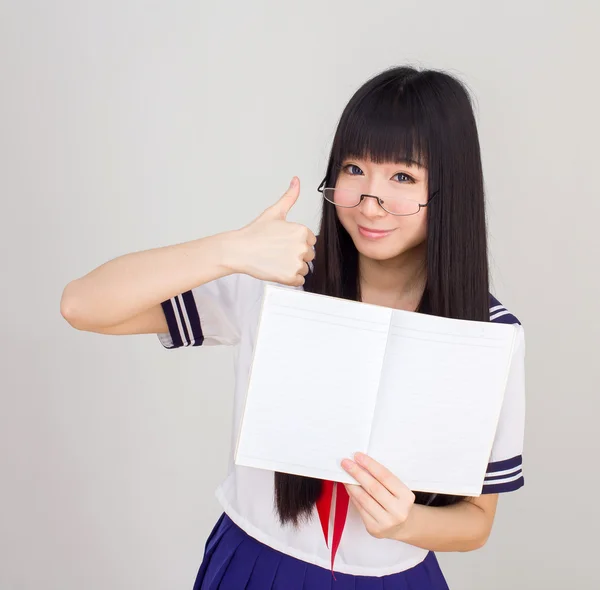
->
[61,66,526,589]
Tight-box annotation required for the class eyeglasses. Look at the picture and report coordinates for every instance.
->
[317,180,437,217]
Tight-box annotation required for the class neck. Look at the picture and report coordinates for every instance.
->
[358,242,427,311]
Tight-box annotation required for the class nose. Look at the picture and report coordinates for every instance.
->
[358,194,387,220]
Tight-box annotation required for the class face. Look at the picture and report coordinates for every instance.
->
[334,157,429,262]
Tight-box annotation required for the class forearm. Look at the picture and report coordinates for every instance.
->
[61,230,243,329]
[394,500,491,552]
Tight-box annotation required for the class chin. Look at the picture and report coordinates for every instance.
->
[352,234,418,261]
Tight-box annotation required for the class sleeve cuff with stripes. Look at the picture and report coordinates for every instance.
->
[158,291,204,348]
[481,455,524,494]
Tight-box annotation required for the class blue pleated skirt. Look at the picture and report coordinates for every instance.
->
[193,513,450,589]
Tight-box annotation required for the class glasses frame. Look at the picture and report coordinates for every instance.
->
[317,178,438,217]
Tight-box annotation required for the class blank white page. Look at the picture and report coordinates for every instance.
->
[235,286,391,484]
[367,310,517,496]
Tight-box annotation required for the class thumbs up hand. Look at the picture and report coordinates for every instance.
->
[234,177,317,287]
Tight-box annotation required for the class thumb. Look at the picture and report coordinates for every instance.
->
[262,177,300,220]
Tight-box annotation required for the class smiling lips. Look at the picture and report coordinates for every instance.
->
[357,225,396,239]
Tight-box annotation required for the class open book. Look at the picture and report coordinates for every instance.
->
[234,285,518,496]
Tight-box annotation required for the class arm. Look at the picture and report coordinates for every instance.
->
[60,232,242,332]
[60,177,315,334]
[392,494,498,552]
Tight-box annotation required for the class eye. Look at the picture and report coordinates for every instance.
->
[342,164,363,176]
[394,172,415,183]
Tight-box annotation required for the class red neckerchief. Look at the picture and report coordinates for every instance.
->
[316,480,350,577]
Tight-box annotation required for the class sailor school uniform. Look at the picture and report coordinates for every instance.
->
[158,265,526,589]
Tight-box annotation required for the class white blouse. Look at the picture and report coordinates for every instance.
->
[157,270,526,577]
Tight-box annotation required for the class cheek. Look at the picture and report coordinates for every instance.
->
[389,215,428,251]
[336,208,354,233]
[409,213,428,243]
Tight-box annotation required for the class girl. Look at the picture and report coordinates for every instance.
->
[61,65,526,589]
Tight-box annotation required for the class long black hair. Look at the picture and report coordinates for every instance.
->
[275,65,490,525]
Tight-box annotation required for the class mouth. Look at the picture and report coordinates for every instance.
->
[357,225,396,240]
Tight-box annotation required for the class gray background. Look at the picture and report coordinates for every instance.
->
[1,1,598,588]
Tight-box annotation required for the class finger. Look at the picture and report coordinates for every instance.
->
[354,452,411,499]
[295,257,310,277]
[307,231,317,247]
[303,248,316,263]
[293,274,306,287]
[348,491,379,529]
[262,177,300,220]
[345,484,387,523]
[342,459,396,511]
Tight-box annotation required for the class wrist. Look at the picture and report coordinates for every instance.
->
[391,504,422,544]
[211,229,251,276]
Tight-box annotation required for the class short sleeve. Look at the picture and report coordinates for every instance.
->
[157,273,263,349]
[481,322,526,494]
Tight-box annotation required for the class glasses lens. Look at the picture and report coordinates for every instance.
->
[380,197,421,216]
[322,188,360,207]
